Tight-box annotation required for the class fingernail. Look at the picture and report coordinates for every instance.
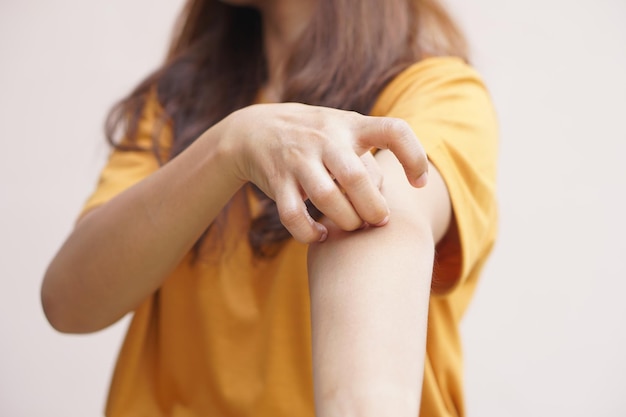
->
[413,171,428,187]
[316,224,328,242]
[374,215,389,227]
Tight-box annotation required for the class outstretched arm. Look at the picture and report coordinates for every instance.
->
[308,149,451,416]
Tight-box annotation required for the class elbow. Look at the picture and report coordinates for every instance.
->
[40,277,78,334]
[41,286,74,334]
[41,268,104,334]
[41,292,104,335]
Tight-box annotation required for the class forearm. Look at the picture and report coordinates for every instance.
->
[42,121,243,333]
[307,214,434,416]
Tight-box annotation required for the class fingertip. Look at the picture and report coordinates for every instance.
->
[373,214,390,227]
[317,224,328,242]
[411,171,428,188]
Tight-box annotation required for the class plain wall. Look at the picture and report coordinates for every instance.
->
[1,0,624,416]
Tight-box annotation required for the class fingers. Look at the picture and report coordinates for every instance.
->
[297,163,364,231]
[275,181,328,243]
[360,151,383,191]
[355,116,429,188]
[323,151,390,226]
[277,155,388,240]
[241,105,429,242]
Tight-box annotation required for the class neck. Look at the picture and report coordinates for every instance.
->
[257,0,316,100]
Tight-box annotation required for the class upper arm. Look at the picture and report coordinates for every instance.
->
[306,137,445,416]
[375,150,451,245]
[306,57,498,412]
[370,58,499,293]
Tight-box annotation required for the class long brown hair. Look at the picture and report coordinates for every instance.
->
[105,0,467,257]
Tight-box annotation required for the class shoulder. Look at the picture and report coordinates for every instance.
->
[372,56,499,294]
[372,56,498,170]
[372,56,493,119]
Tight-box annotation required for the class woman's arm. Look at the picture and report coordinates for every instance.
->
[41,117,243,333]
[308,150,451,416]
[42,104,428,334]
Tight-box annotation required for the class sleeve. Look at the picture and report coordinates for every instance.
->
[371,57,499,293]
[80,97,172,218]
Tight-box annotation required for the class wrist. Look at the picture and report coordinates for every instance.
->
[213,107,255,186]
[205,109,249,188]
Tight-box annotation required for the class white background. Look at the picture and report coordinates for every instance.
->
[1,0,625,416]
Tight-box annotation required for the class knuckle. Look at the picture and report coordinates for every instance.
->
[346,110,363,122]
[384,118,413,143]
[335,164,369,189]
[311,183,338,205]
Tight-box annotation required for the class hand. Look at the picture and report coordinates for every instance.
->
[220,102,428,243]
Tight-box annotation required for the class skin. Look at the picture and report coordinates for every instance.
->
[308,152,450,416]
[42,0,452,415]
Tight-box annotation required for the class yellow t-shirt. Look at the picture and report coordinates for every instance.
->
[83,56,498,417]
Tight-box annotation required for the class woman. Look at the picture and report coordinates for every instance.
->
[41,0,498,416]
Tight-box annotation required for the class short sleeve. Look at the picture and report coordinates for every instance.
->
[371,57,499,293]
[80,97,172,218]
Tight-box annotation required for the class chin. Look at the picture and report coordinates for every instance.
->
[218,0,259,6]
